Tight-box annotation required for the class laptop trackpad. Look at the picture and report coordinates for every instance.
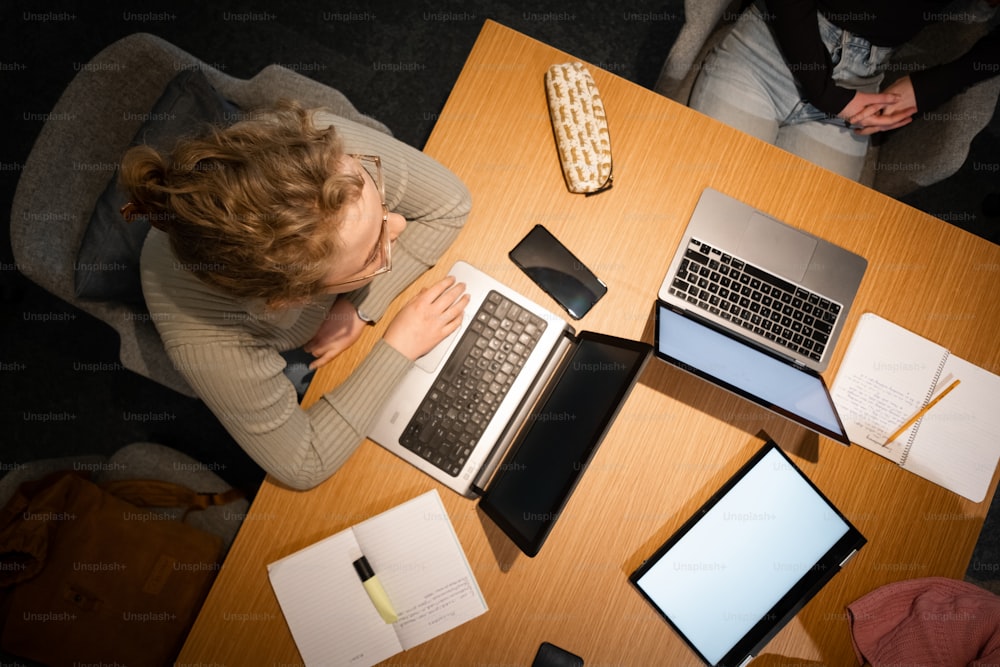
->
[415,327,459,373]
[738,213,816,282]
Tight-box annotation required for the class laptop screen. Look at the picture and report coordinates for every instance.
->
[478,332,650,556]
[654,303,848,443]
[630,443,865,666]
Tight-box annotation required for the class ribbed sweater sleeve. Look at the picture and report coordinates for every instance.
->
[139,113,471,490]
[168,338,412,490]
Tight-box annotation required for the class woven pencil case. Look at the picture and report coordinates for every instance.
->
[544,62,613,195]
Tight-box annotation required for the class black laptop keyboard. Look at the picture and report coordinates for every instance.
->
[399,290,548,477]
[668,238,841,363]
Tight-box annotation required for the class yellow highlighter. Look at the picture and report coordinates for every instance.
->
[353,556,398,624]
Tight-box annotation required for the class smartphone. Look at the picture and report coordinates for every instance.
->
[508,224,607,319]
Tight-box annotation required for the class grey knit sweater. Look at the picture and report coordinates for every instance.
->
[140,111,471,490]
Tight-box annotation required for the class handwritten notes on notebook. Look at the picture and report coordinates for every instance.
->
[831,313,1000,502]
[267,490,487,667]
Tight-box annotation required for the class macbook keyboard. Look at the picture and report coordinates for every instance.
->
[668,238,841,363]
[400,291,548,476]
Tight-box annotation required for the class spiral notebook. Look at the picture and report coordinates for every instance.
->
[831,313,1000,502]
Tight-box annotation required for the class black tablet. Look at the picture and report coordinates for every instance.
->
[478,332,650,556]
[629,440,865,667]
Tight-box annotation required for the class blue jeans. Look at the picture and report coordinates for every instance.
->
[689,3,894,180]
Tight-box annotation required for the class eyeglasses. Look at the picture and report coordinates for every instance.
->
[325,154,392,289]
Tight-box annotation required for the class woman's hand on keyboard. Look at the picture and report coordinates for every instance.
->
[384,276,469,361]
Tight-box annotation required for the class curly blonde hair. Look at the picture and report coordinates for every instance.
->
[120,102,363,306]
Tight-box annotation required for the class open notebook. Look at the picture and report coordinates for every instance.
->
[267,490,487,667]
[831,313,1000,502]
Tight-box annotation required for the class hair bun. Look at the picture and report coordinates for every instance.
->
[119,145,175,230]
[119,200,173,231]
[119,201,143,222]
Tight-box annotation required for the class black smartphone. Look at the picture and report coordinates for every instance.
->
[531,641,584,667]
[508,224,607,320]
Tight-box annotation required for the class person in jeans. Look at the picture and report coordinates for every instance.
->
[689,0,1000,180]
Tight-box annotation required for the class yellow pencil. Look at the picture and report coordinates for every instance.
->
[883,378,961,446]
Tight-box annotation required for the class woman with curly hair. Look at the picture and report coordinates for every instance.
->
[121,103,471,490]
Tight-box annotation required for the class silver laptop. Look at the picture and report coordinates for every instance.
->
[370,260,650,499]
[654,188,867,444]
[658,187,866,373]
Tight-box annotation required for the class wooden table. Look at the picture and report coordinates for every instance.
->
[178,21,1000,667]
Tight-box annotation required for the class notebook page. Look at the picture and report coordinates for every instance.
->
[267,529,402,667]
[904,355,1000,502]
[353,490,488,650]
[831,313,947,461]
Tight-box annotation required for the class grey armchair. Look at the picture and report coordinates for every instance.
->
[653,0,1000,197]
[10,33,392,397]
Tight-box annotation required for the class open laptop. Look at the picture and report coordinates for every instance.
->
[654,188,867,443]
[630,439,866,667]
[369,261,650,510]
[659,188,866,372]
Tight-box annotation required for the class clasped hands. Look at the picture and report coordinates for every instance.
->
[838,76,917,136]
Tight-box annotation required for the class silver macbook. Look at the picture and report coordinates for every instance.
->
[370,261,650,500]
[658,187,867,373]
[654,188,867,444]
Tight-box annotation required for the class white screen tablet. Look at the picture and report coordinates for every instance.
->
[629,441,865,666]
